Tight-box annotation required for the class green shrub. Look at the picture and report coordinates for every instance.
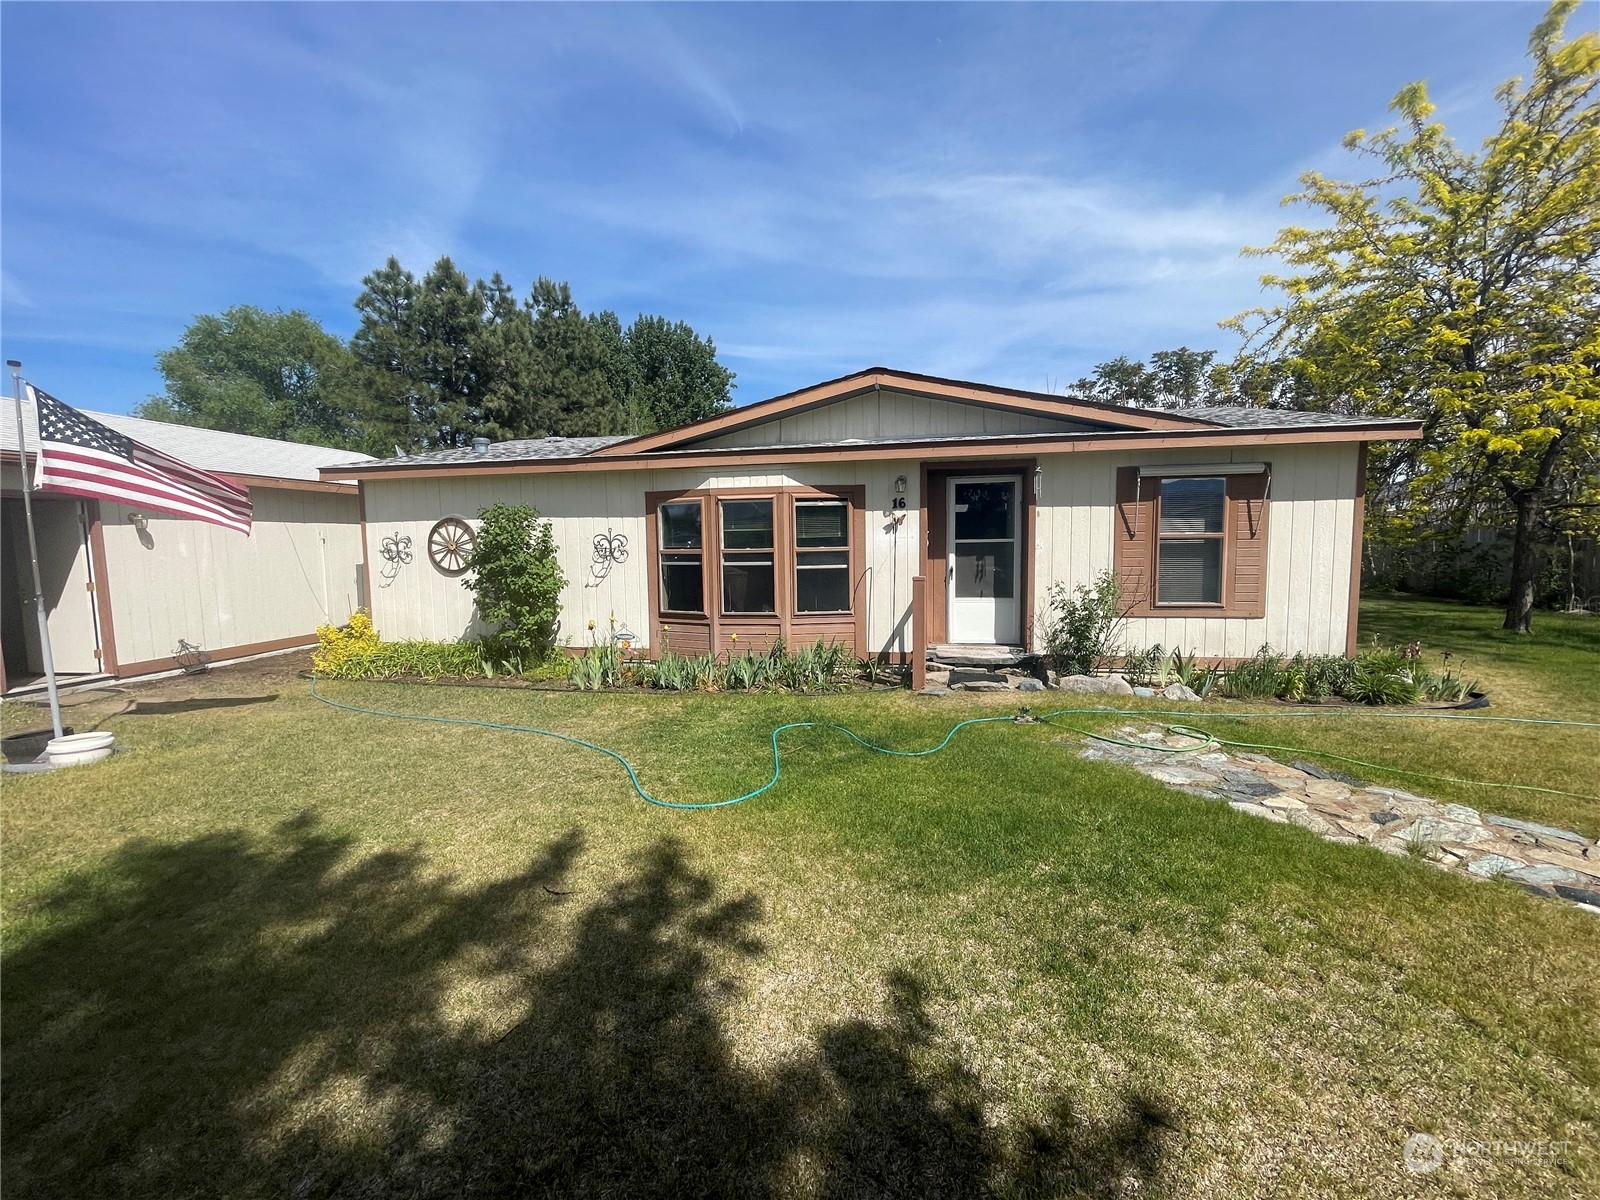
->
[1120,643,1167,688]
[1223,646,1285,699]
[1349,657,1421,705]
[1042,571,1125,676]
[462,502,565,662]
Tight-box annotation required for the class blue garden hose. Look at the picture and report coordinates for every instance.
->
[308,679,1600,810]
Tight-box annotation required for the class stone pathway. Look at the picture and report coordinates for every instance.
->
[1071,725,1600,915]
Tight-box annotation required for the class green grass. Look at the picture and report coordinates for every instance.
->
[2,595,1597,1198]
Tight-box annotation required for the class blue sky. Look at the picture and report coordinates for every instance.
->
[0,1,1571,415]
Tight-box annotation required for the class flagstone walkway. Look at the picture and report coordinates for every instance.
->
[1071,725,1600,915]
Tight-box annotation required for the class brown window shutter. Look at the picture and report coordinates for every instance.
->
[1113,466,1157,616]
[1225,470,1270,618]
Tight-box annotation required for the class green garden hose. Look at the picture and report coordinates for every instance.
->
[308,680,1600,810]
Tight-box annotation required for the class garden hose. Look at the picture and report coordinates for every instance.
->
[308,679,1600,810]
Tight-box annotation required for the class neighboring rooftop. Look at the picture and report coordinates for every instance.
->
[371,436,632,468]
[2,396,373,482]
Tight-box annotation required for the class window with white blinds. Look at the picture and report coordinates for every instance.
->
[1157,477,1225,604]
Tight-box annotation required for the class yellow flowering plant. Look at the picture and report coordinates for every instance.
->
[311,609,381,676]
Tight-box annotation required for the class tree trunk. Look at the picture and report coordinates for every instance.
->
[1502,491,1543,633]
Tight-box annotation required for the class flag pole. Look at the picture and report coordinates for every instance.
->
[8,360,64,740]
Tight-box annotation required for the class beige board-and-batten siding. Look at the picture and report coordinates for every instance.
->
[689,387,1098,449]
[361,460,923,656]
[362,441,1360,660]
[1033,442,1361,658]
[97,485,364,668]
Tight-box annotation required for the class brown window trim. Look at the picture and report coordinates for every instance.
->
[1114,466,1270,620]
[644,485,868,657]
[655,495,710,618]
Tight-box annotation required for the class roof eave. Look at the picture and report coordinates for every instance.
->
[325,421,1419,482]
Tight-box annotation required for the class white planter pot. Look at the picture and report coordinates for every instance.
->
[46,731,115,768]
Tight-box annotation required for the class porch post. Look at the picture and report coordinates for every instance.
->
[911,574,927,691]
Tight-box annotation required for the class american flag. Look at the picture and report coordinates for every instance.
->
[28,385,252,535]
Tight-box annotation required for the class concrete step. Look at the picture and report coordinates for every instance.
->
[927,643,1029,668]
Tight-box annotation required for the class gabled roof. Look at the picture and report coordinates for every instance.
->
[590,367,1212,457]
[320,367,1421,480]
[3,396,372,484]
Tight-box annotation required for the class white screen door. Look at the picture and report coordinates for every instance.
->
[947,475,1021,644]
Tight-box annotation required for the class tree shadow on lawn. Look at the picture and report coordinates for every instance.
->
[3,818,1177,1199]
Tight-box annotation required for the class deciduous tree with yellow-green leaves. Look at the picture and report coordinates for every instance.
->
[1229,0,1599,633]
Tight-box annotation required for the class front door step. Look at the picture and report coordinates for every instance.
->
[927,643,1027,668]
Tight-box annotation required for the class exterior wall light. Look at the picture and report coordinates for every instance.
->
[1033,465,1044,497]
[127,511,149,530]
[895,475,907,495]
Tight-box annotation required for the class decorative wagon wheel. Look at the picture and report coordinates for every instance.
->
[427,517,477,576]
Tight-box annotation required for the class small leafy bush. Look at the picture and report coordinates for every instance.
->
[1042,571,1125,676]
[312,609,381,676]
[463,503,566,662]
[1120,643,1168,688]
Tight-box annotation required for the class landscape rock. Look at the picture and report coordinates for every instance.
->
[1073,722,1596,916]
[1146,766,1221,787]
[961,680,1012,693]
[949,668,1008,687]
[1552,884,1600,907]
[1292,761,1361,785]
[1132,686,1156,698]
[1408,816,1493,846]
[1218,773,1281,797]
[1484,815,1590,845]
[1504,863,1579,886]
[1017,678,1045,692]
[915,686,950,697]
[1304,780,1354,801]
[1466,853,1525,878]
[1158,683,1202,702]
[1056,674,1135,696]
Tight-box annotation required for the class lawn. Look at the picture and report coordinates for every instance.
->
[2,595,1596,1198]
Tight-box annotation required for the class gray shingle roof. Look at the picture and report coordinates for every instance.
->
[1183,405,1415,429]
[2,397,372,482]
[374,436,632,466]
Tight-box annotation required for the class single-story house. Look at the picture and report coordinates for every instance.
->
[327,368,1420,668]
[2,408,370,693]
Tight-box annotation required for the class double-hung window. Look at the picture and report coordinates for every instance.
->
[659,500,705,613]
[1156,477,1225,604]
[720,499,776,613]
[794,498,850,612]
